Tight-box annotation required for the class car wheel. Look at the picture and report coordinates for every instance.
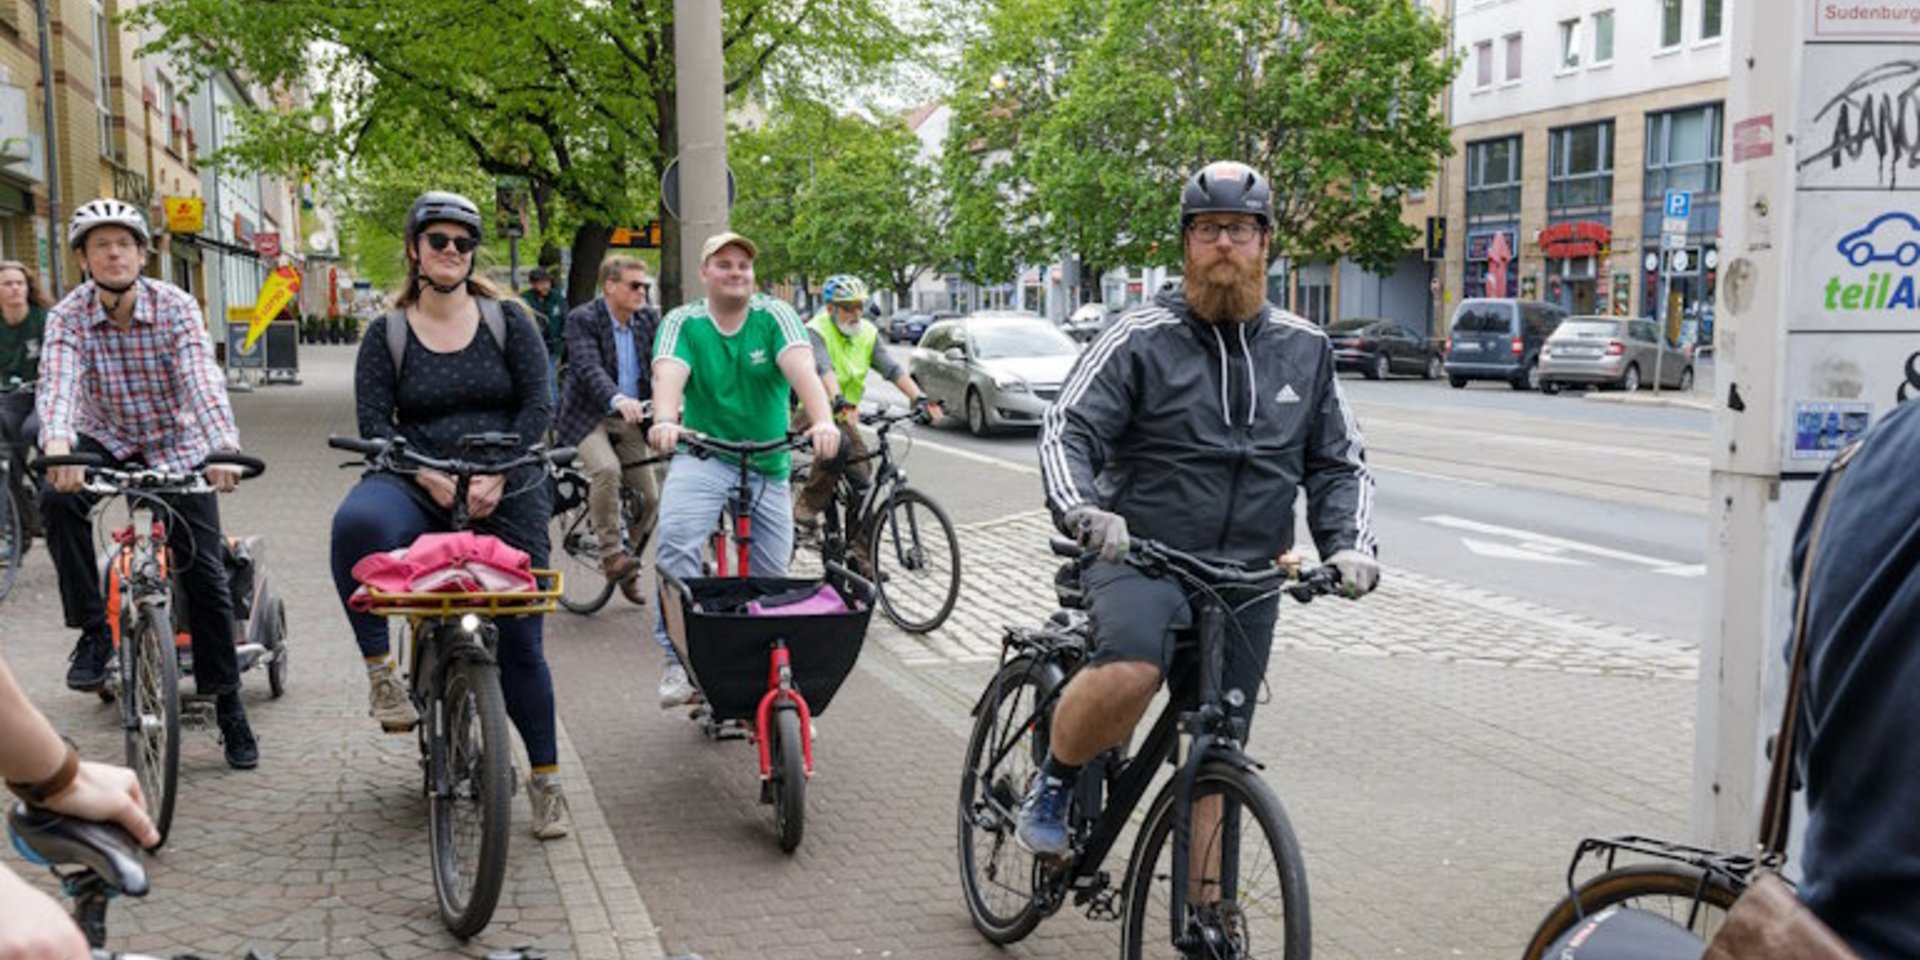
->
[1621,364,1642,392]
[1424,355,1443,380]
[1449,376,1467,389]
[1541,381,1562,395]
[1901,243,1920,268]
[1511,361,1539,392]
[965,389,990,437]
[1678,366,1695,392]
[1369,354,1390,381]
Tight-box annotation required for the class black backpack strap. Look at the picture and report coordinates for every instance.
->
[384,308,409,374]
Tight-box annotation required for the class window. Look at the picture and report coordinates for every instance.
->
[1661,0,1684,49]
[1701,0,1723,40]
[1504,33,1523,83]
[1466,136,1522,220]
[1558,19,1581,70]
[159,76,182,155]
[1549,121,1614,212]
[1646,104,1723,199]
[91,0,116,160]
[1475,40,1493,88]
[1592,10,1615,63]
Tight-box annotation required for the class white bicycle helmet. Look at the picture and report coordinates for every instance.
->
[69,199,152,251]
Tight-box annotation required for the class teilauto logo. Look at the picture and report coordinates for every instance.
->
[1826,212,1920,310]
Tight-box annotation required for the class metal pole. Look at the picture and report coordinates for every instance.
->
[673,0,728,300]
[34,0,62,295]
[1654,254,1669,393]
[509,235,519,290]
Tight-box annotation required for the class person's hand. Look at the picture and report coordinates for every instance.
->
[1065,505,1130,563]
[0,864,88,960]
[416,468,457,510]
[648,420,684,455]
[912,396,943,425]
[204,462,243,494]
[1327,549,1381,599]
[805,419,841,461]
[40,439,83,495]
[467,474,506,520]
[38,760,160,850]
[613,396,648,426]
[831,395,856,427]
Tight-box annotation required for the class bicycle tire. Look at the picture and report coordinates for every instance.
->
[1519,863,1741,960]
[957,655,1062,944]
[551,502,615,615]
[1121,761,1308,960]
[264,596,289,699]
[772,706,806,853]
[0,480,18,602]
[870,487,961,634]
[428,656,512,939]
[124,608,181,848]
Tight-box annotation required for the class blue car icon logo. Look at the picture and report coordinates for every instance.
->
[1837,212,1920,267]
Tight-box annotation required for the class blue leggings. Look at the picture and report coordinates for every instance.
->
[329,474,557,768]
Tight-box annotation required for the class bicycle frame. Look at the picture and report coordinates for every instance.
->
[815,414,910,564]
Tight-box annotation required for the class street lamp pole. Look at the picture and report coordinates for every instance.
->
[34,0,62,294]
[673,0,728,299]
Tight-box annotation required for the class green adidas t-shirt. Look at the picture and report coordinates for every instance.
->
[654,293,809,476]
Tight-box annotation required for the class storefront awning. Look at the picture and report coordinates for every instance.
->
[170,232,260,260]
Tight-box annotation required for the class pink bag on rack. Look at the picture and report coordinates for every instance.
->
[746,583,853,617]
[349,531,537,611]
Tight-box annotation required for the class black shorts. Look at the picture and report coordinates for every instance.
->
[1082,561,1281,726]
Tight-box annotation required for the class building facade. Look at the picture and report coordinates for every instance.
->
[1443,0,1730,343]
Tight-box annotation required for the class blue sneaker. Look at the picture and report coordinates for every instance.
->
[1015,773,1073,856]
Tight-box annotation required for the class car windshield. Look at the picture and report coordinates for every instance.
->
[1556,320,1622,338]
[971,322,1079,359]
[1328,319,1377,334]
[1452,306,1512,333]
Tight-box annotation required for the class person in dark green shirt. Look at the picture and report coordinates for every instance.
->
[0,259,48,536]
[521,267,568,403]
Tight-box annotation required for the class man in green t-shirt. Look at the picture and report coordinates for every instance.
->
[646,231,840,707]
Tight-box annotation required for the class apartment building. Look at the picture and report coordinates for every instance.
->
[1443,0,1731,341]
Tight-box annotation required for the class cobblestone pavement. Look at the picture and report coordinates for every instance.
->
[0,347,665,960]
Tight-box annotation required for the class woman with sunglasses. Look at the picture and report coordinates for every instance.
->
[327,191,573,840]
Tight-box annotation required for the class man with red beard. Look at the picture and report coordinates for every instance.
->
[1020,161,1379,855]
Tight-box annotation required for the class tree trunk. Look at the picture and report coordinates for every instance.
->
[569,223,612,309]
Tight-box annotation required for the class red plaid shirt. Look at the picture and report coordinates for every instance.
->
[36,278,240,472]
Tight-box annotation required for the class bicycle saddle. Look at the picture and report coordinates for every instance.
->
[6,803,150,895]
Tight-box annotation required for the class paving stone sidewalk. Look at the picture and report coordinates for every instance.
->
[0,347,666,960]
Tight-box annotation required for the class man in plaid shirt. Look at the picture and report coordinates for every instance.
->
[35,199,260,770]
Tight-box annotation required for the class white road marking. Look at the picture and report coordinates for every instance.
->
[1424,514,1695,572]
[1375,465,1496,488]
[1459,537,1590,565]
[907,436,1043,476]
[1655,564,1708,578]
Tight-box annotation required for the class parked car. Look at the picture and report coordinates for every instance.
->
[888,310,955,345]
[1328,318,1443,380]
[910,312,1080,436]
[1538,316,1695,394]
[1062,302,1120,342]
[1443,298,1567,391]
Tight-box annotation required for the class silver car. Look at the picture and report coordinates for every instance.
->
[1537,316,1695,394]
[910,312,1080,435]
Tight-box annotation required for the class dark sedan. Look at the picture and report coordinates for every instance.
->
[888,310,958,345]
[1328,318,1443,380]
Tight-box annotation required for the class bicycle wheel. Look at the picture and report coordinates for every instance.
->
[1121,761,1308,960]
[0,480,18,602]
[551,501,614,615]
[957,656,1061,944]
[771,706,807,853]
[428,656,512,938]
[869,487,961,634]
[1519,863,1741,960]
[124,608,181,848]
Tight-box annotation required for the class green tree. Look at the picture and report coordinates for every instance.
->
[130,0,915,307]
[946,0,1455,286]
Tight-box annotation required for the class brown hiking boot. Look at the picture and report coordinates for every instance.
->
[601,551,639,582]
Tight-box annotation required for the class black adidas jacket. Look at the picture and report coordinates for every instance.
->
[1039,288,1376,563]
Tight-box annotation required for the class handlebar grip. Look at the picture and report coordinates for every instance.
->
[205,451,267,479]
[1049,536,1082,558]
[545,446,578,468]
[29,453,102,474]
[328,435,388,456]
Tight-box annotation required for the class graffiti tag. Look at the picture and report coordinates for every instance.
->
[1799,60,1920,188]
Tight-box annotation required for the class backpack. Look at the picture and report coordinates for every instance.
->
[385,298,512,373]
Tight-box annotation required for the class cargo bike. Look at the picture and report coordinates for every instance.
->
[657,431,875,853]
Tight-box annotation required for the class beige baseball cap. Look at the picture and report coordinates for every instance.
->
[699,230,758,263]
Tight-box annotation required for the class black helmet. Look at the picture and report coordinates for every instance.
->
[1180,161,1273,229]
[404,191,483,248]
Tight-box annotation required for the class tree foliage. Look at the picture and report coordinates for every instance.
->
[944,0,1456,280]
[129,0,915,306]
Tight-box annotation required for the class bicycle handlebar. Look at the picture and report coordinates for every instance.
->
[1049,535,1342,600]
[857,405,934,429]
[328,434,575,477]
[31,451,267,496]
[679,430,810,458]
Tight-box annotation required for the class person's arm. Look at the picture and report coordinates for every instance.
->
[563,304,620,411]
[779,347,840,461]
[1038,331,1134,533]
[32,303,81,453]
[647,359,690,453]
[1300,343,1376,560]
[354,316,400,443]
[0,654,158,848]
[0,862,89,960]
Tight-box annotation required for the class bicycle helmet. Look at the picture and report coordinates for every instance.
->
[404,191,484,248]
[69,199,151,251]
[822,274,870,305]
[1180,161,1273,230]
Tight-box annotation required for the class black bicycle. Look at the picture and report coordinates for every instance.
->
[0,376,36,602]
[790,406,960,633]
[958,536,1340,959]
[30,451,267,847]
[330,432,568,938]
[549,448,668,615]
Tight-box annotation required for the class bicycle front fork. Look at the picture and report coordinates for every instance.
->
[754,640,814,779]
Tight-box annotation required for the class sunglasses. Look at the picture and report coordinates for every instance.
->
[621,280,648,292]
[423,233,479,254]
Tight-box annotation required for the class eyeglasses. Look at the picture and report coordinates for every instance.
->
[423,232,479,254]
[622,280,648,292]
[1187,221,1263,244]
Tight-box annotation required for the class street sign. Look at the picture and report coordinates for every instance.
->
[1424,216,1447,261]
[1665,190,1692,220]
[609,221,662,249]
[659,158,737,221]
[163,197,204,234]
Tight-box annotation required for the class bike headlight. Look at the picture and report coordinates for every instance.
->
[460,613,482,633]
